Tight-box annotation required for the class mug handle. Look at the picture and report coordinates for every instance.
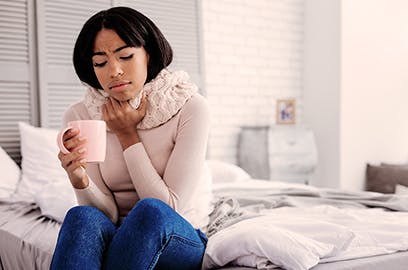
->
[56,127,72,154]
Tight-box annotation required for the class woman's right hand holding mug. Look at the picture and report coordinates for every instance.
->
[57,127,89,188]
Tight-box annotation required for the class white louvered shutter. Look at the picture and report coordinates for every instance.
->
[36,0,111,128]
[0,0,37,163]
[114,0,204,91]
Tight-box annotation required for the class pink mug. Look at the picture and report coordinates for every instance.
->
[57,120,106,162]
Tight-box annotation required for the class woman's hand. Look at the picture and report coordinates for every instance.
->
[102,93,147,149]
[57,128,89,188]
[102,93,147,135]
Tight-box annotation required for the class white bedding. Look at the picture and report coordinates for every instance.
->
[1,176,408,270]
[203,180,408,270]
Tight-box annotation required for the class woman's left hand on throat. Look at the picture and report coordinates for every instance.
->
[102,95,147,136]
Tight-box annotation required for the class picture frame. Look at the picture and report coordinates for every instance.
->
[276,99,296,124]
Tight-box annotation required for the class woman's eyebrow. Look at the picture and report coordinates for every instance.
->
[92,45,130,56]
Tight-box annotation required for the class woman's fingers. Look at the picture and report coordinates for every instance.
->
[60,127,87,152]
[103,97,122,120]
[102,103,108,121]
[110,97,123,110]
[63,134,87,151]
[103,95,147,134]
[104,98,114,116]
[62,127,79,141]
[104,95,146,115]
[138,92,147,114]
[66,158,87,174]
[58,147,87,184]
[58,145,86,165]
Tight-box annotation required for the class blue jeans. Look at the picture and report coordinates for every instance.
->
[50,198,208,270]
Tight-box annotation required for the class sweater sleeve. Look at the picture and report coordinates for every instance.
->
[63,106,119,223]
[73,165,119,223]
[123,95,210,211]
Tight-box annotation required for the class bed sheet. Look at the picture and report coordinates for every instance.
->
[205,179,408,269]
[217,250,408,270]
[2,179,408,270]
[0,200,59,270]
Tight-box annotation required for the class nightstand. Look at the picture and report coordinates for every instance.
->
[238,125,317,184]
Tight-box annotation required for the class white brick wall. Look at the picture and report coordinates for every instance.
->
[201,0,305,164]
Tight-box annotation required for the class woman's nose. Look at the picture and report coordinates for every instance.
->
[108,60,124,78]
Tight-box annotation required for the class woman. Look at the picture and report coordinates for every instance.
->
[51,6,212,270]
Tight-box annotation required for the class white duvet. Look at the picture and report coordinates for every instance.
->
[203,185,408,270]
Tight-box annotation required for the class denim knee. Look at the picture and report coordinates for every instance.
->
[126,198,201,239]
[123,198,177,235]
[131,198,171,221]
[136,198,169,210]
[64,206,114,234]
[138,197,168,208]
[65,206,101,224]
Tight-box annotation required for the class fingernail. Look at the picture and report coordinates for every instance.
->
[69,128,78,134]
[80,159,87,163]
[78,136,86,141]
[78,148,86,154]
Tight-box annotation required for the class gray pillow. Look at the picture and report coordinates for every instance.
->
[380,162,408,168]
[366,164,408,193]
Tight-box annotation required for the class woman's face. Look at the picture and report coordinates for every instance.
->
[92,28,149,101]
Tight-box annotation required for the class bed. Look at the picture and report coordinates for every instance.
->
[1,123,408,270]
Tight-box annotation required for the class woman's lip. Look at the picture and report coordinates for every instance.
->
[109,82,131,90]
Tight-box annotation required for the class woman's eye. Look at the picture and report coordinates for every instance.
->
[93,61,107,67]
[120,54,134,60]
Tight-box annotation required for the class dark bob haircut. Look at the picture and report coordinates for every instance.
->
[73,6,173,89]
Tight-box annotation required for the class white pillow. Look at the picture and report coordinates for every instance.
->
[15,122,70,201]
[206,160,251,183]
[34,181,77,223]
[395,184,408,195]
[0,146,21,199]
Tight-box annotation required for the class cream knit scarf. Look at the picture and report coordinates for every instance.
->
[83,69,198,130]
